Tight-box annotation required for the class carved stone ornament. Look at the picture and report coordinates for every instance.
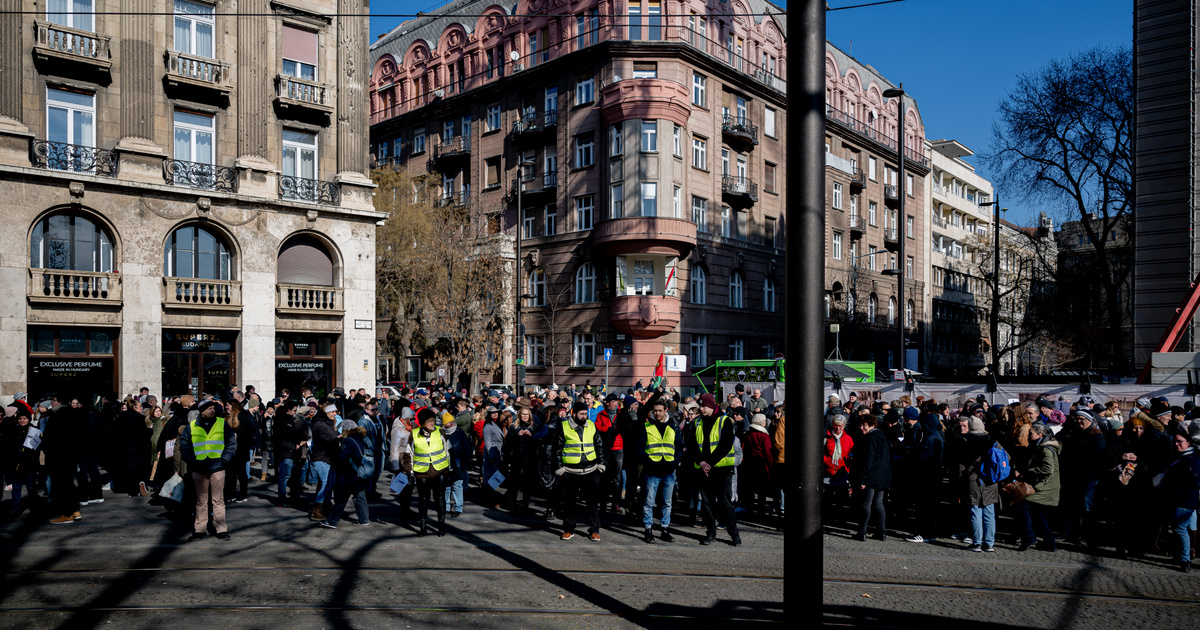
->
[306,209,319,223]
[448,30,462,48]
[69,181,85,198]
[695,244,708,262]
[197,197,211,214]
[735,251,745,267]
[639,299,659,326]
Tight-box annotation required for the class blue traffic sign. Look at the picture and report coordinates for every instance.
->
[603,348,613,362]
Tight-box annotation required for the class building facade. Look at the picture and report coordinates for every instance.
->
[0,0,380,402]
[823,43,929,378]
[367,0,788,390]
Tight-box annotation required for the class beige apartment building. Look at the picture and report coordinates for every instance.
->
[367,0,788,391]
[0,0,380,402]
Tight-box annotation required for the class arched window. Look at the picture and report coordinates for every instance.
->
[164,224,232,279]
[729,271,743,308]
[690,266,706,305]
[763,277,776,312]
[30,212,114,272]
[278,234,335,286]
[887,297,896,325]
[575,263,596,303]
[867,294,877,323]
[906,299,915,327]
[528,269,546,306]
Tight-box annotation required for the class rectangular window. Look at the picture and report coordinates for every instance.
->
[281,25,318,80]
[692,196,708,232]
[673,124,682,156]
[641,182,657,217]
[376,140,389,160]
[609,123,623,156]
[442,119,455,143]
[832,182,843,210]
[629,0,642,39]
[736,210,748,241]
[906,255,914,279]
[46,87,95,155]
[573,333,596,366]
[172,109,214,166]
[633,259,655,295]
[486,49,495,79]
[868,156,877,180]
[576,195,594,230]
[647,0,662,40]
[545,206,557,236]
[692,137,707,169]
[673,185,682,218]
[485,157,500,188]
[412,128,425,154]
[692,73,706,106]
[721,148,730,176]
[907,173,914,196]
[868,245,877,270]
[281,129,317,198]
[576,74,594,104]
[764,106,776,138]
[721,206,731,238]
[173,0,214,58]
[545,86,558,117]
[526,335,546,367]
[486,104,501,131]
[765,162,777,193]
[641,120,657,152]
[832,231,843,260]
[575,135,594,167]
[907,215,915,238]
[523,208,535,239]
[868,201,877,226]
[729,338,744,361]
[47,0,94,31]
[690,334,708,369]
[611,183,624,218]
[632,62,657,79]
[765,216,777,248]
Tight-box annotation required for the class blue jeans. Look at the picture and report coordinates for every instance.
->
[643,471,677,530]
[445,478,464,513]
[970,503,996,547]
[326,477,369,525]
[245,450,254,479]
[1171,508,1198,565]
[276,457,296,498]
[311,461,332,504]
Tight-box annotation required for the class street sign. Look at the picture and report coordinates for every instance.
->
[603,348,613,362]
[665,355,687,372]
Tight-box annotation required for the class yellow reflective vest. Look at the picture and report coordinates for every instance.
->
[412,429,450,473]
[645,422,676,462]
[561,421,598,465]
[694,415,736,469]
[190,418,225,460]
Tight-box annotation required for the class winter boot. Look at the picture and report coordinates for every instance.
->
[418,519,428,537]
[437,515,446,537]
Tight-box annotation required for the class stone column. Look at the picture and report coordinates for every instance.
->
[235,0,276,195]
[0,0,32,167]
[114,0,166,183]
[333,0,375,210]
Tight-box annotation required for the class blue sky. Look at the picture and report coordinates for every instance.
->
[369,0,1133,225]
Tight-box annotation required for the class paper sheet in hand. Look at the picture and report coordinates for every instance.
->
[23,426,42,450]
[389,472,409,494]
[165,439,175,459]
[487,470,506,491]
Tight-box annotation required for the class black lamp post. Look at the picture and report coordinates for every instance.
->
[978,196,1006,376]
[515,158,535,395]
[882,84,907,378]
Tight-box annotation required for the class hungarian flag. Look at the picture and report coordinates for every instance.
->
[650,353,665,390]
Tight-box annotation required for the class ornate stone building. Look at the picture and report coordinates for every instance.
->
[0,0,380,402]
[368,0,787,391]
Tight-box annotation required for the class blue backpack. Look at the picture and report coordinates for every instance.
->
[346,435,375,480]
[980,441,1010,485]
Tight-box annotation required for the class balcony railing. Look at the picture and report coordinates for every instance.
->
[544,109,559,127]
[28,269,121,305]
[848,214,865,237]
[825,104,930,167]
[721,175,758,202]
[31,140,118,177]
[370,156,402,170]
[435,191,470,208]
[34,20,110,64]
[277,284,344,314]
[512,112,541,135]
[164,49,231,93]
[162,277,242,309]
[883,227,899,243]
[721,114,759,145]
[671,29,786,95]
[850,168,866,192]
[512,172,556,195]
[163,159,237,192]
[884,184,900,206]
[275,74,333,111]
[279,175,340,206]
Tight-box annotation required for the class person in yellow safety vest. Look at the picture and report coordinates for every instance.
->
[641,397,684,544]
[685,393,741,546]
[551,402,608,541]
[179,399,237,542]
[411,407,450,536]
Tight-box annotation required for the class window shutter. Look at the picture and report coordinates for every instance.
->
[282,25,319,66]
[278,236,334,285]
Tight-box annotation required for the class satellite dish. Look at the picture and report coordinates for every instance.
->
[612,75,622,82]
[433,88,444,98]
[509,50,519,61]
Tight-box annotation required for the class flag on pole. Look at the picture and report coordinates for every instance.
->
[650,353,665,390]
[664,264,676,295]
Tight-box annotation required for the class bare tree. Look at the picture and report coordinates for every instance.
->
[532,282,574,387]
[985,46,1132,373]
[372,167,433,375]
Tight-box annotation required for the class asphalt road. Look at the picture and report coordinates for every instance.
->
[0,475,785,630]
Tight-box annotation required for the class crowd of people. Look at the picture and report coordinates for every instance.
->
[1,381,785,545]
[823,391,1200,572]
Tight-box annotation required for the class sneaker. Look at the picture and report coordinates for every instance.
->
[91,498,104,504]
[961,537,974,546]
[700,535,716,546]
[967,544,983,553]
[319,521,337,530]
[589,532,600,542]
[905,535,925,543]
[852,532,867,542]
[71,511,82,521]
[49,514,75,524]
[660,531,675,543]
[450,511,462,518]
[187,532,207,542]
[1180,562,1193,573]
[215,532,231,541]
[79,500,91,506]
[982,545,995,553]
[717,524,726,531]
[560,532,574,540]
[731,535,743,547]
[643,529,655,544]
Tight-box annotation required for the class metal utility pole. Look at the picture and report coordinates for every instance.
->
[788,0,824,620]
[515,161,533,396]
[980,195,1003,374]
[882,85,906,377]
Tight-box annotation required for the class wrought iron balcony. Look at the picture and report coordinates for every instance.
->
[435,191,470,208]
[850,168,866,193]
[883,227,900,252]
[721,175,758,202]
[274,74,334,114]
[512,112,550,142]
[428,137,471,170]
[544,109,559,128]
[31,140,118,177]
[33,20,111,74]
[279,175,340,206]
[164,50,231,95]
[163,159,237,192]
[884,184,900,208]
[721,114,759,145]
[848,214,865,239]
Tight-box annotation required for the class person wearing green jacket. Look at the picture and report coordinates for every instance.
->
[1014,421,1061,552]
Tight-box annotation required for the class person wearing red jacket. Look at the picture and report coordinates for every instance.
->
[824,414,854,527]
[594,394,624,514]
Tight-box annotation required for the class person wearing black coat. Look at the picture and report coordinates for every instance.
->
[537,404,566,520]
[112,406,152,496]
[503,405,543,514]
[43,403,85,524]
[849,414,891,541]
[1060,408,1107,547]
[274,404,312,508]
[320,426,371,528]
[442,415,473,517]
[1,408,41,516]
[1109,417,1170,557]
[224,407,258,503]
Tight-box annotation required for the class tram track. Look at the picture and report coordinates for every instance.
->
[825,577,1200,606]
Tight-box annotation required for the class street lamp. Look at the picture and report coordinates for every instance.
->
[978,196,1007,376]
[515,158,535,396]
[882,84,907,378]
